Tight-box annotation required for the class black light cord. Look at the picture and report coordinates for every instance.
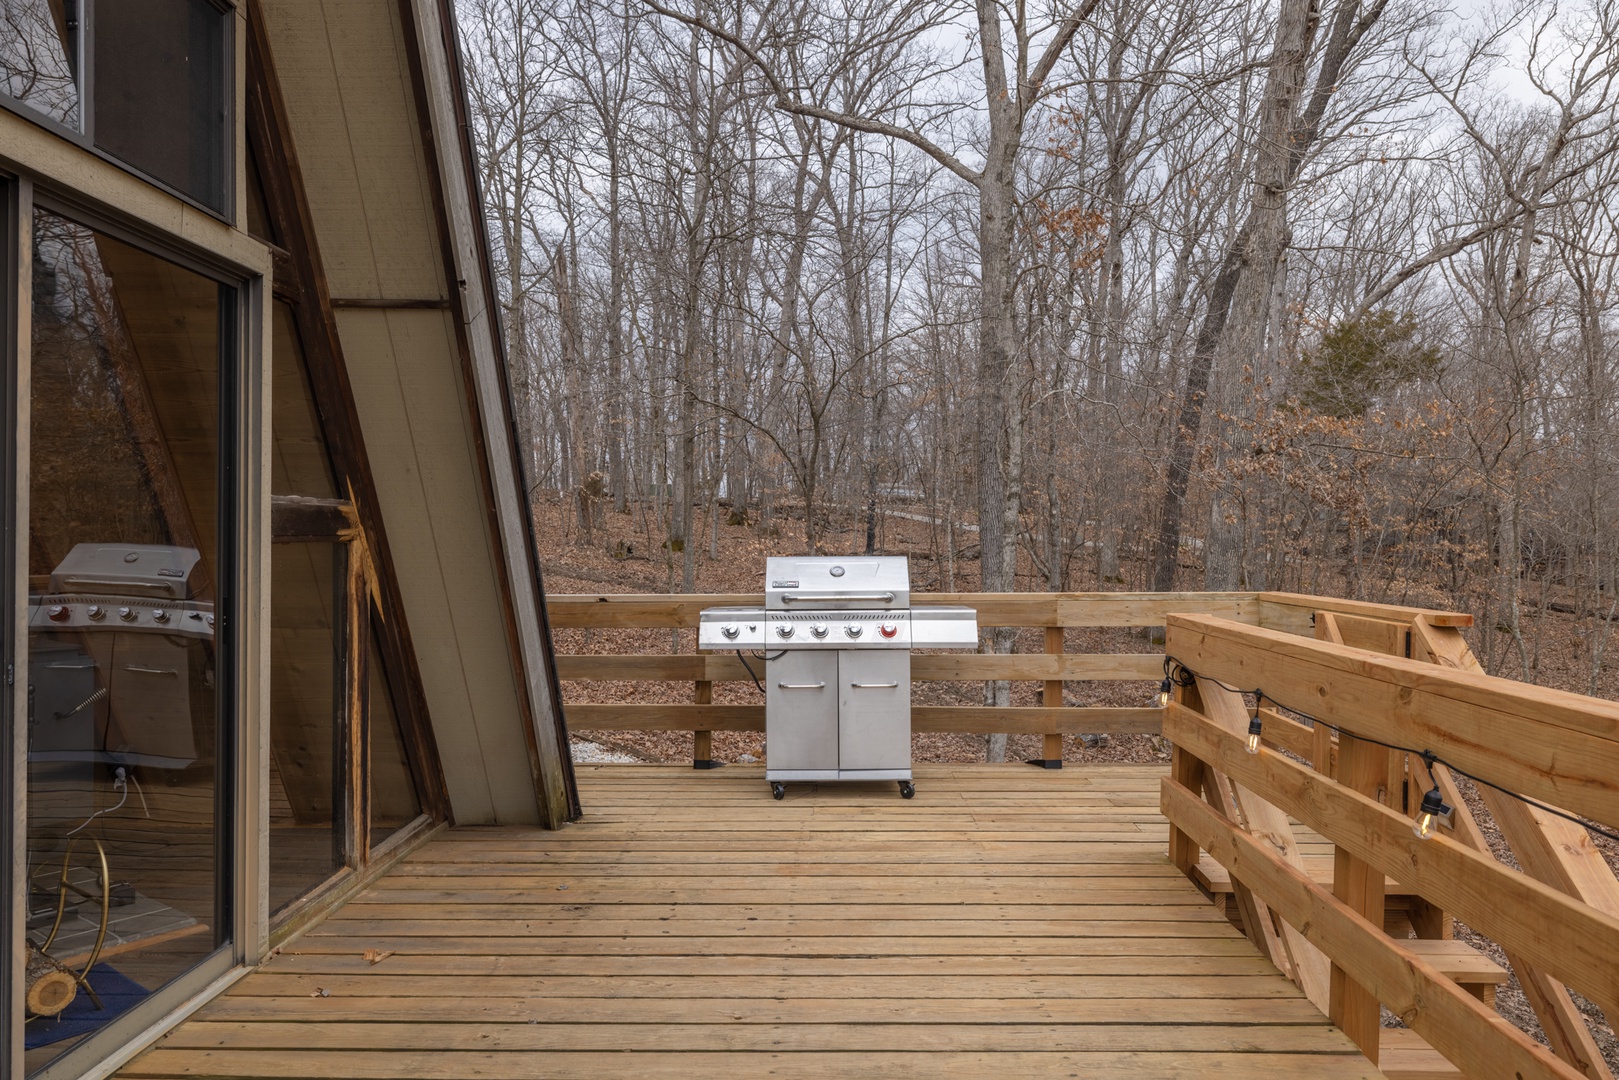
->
[735,650,766,694]
[734,649,788,694]
[1163,658,1619,848]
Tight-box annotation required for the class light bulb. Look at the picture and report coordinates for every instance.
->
[1413,784,1451,840]
[1245,715,1263,755]
[1155,677,1173,708]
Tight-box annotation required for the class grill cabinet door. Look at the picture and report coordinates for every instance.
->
[766,651,838,773]
[837,650,911,771]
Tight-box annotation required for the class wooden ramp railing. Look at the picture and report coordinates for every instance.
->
[547,590,1474,767]
[1162,612,1619,1080]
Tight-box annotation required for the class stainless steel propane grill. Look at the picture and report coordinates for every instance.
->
[28,544,215,772]
[699,556,977,799]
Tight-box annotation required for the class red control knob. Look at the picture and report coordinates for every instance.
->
[879,623,898,638]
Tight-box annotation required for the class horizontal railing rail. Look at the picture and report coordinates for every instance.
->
[547,589,1473,767]
[1161,611,1619,1079]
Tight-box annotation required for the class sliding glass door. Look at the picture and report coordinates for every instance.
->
[19,205,238,1076]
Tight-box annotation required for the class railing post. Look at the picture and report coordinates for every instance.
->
[1330,732,1388,1063]
[693,647,717,770]
[1037,624,1064,768]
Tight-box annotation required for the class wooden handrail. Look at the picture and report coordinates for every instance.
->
[546,592,1483,758]
[1165,614,1619,828]
[1161,611,1619,1079]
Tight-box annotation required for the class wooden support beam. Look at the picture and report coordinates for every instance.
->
[271,495,361,543]
[1425,759,1612,1079]
[1258,592,1473,628]
[556,652,1166,683]
[561,703,1163,735]
[1168,743,1205,876]
[1039,626,1064,768]
[1204,766,1292,977]
[1330,731,1388,1062]
[1311,614,1345,777]
[1162,702,1619,1012]
[1190,678,1332,1014]
[693,646,716,769]
[1161,777,1584,1080]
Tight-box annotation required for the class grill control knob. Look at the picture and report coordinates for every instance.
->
[879,623,899,639]
[810,623,829,639]
[118,607,137,622]
[721,624,740,639]
[47,605,71,622]
[152,609,170,624]
[776,624,795,639]
[844,624,864,639]
[87,605,106,621]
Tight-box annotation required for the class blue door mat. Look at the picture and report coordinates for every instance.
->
[25,965,149,1050]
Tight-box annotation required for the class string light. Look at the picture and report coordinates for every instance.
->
[1246,713,1264,754]
[1154,657,1196,708]
[1412,752,1454,840]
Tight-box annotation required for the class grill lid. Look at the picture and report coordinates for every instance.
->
[47,544,207,600]
[765,556,909,610]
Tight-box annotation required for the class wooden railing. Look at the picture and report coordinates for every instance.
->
[547,589,1473,766]
[1162,611,1619,1079]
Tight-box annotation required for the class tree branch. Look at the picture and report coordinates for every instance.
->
[643,0,983,184]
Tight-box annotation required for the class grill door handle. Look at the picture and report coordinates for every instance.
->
[776,681,826,690]
[780,592,895,603]
[850,681,900,689]
[124,665,179,677]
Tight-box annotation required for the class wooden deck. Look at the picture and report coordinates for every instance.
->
[120,763,1382,1079]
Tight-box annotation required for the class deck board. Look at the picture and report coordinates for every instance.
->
[119,763,1383,1079]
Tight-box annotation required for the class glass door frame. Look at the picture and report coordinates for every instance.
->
[8,181,265,1080]
[4,172,25,1080]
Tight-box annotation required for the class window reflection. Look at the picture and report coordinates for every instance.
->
[370,621,421,846]
[23,211,227,1072]
[0,0,79,126]
[269,543,341,914]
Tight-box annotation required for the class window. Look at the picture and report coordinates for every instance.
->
[0,1,231,213]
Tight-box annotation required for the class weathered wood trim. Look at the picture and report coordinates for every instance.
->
[244,0,450,822]
[270,495,360,542]
[398,0,578,826]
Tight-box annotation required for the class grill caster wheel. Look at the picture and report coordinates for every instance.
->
[771,782,787,800]
[899,782,915,799]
